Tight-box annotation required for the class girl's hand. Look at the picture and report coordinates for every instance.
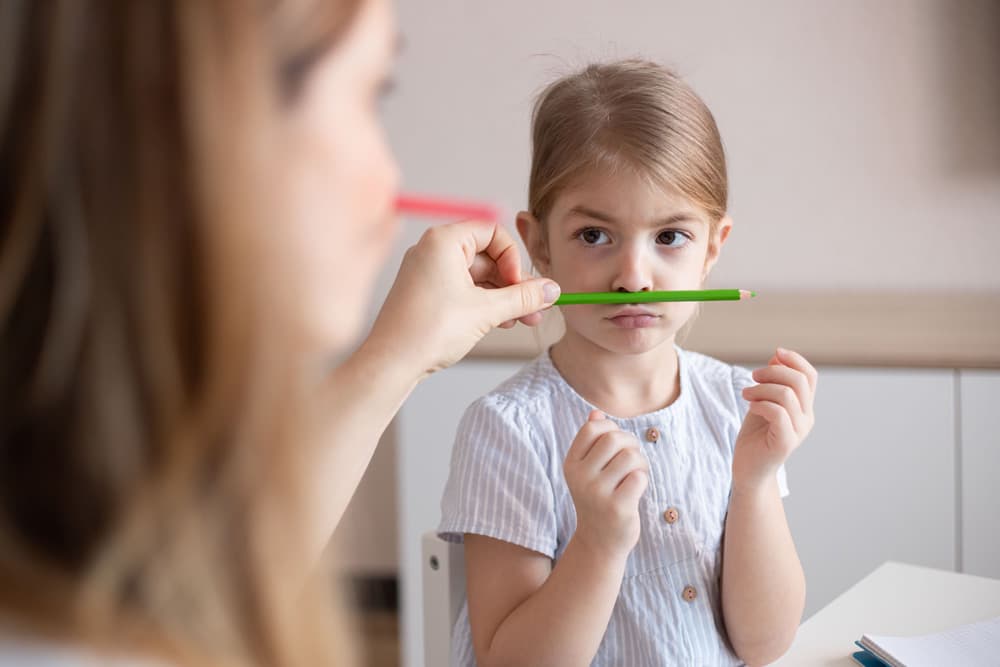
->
[366,220,560,379]
[564,411,649,560]
[733,348,818,494]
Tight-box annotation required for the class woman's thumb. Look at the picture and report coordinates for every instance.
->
[486,278,560,326]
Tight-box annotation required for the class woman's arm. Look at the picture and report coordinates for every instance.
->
[309,336,421,557]
[308,220,559,558]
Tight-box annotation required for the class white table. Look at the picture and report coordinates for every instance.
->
[771,561,1000,665]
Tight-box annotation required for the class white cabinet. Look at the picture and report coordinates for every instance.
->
[960,371,1000,579]
[779,368,956,618]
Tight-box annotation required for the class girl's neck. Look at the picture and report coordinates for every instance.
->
[549,330,680,419]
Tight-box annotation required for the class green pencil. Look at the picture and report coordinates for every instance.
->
[554,289,755,305]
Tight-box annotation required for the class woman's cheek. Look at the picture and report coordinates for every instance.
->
[343,113,398,246]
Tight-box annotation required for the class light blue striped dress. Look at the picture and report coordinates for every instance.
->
[438,347,789,666]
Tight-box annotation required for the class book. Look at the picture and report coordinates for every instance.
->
[850,615,1000,667]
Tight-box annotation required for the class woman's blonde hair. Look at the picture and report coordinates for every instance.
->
[1,2,362,665]
[528,59,728,226]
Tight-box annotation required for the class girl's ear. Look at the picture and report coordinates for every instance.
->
[702,214,733,282]
[516,211,551,276]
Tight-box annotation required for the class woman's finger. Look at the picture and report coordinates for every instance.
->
[436,219,521,284]
[469,253,504,287]
[516,311,544,327]
[470,263,550,328]
[482,277,559,326]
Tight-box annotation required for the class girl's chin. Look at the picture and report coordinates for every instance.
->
[590,329,677,356]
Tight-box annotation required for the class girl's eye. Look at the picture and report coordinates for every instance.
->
[577,228,610,246]
[657,230,690,248]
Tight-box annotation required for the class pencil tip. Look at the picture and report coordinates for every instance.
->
[740,290,756,300]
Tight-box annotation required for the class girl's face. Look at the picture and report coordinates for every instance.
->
[519,167,731,357]
[273,0,400,355]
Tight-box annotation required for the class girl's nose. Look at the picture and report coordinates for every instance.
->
[610,244,653,293]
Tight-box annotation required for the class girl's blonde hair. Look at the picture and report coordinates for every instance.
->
[0,2,362,666]
[528,59,728,226]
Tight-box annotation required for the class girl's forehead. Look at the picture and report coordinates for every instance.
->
[552,169,708,223]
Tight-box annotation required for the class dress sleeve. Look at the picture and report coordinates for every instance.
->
[438,395,558,557]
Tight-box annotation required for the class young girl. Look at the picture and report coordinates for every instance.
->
[439,60,816,666]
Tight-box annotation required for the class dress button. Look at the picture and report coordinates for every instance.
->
[682,585,698,602]
[663,507,679,524]
[645,427,660,443]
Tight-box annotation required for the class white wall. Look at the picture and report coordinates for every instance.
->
[339,0,1000,576]
[381,0,1000,291]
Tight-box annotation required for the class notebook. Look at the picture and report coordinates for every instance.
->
[850,615,1000,667]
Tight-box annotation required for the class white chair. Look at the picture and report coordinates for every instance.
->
[421,531,466,666]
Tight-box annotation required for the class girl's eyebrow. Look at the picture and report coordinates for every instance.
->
[567,205,617,223]
[567,204,703,227]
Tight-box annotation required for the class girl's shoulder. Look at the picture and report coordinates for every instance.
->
[451,354,571,465]
[678,347,754,414]
[465,353,568,418]
[681,347,752,383]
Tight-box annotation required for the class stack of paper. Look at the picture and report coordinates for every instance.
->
[851,615,1000,667]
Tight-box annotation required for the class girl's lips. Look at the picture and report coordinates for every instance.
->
[609,306,655,317]
[607,313,660,329]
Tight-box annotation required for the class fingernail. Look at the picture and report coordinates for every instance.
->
[543,281,561,304]
[777,347,788,356]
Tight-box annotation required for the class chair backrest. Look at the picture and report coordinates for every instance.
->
[421,531,466,666]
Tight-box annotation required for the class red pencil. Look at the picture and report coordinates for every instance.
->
[395,194,500,223]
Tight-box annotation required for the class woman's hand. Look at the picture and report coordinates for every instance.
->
[366,220,560,379]
[733,348,818,494]
[311,220,556,555]
[564,411,649,561]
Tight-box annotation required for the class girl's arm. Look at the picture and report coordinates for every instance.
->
[464,534,627,667]
[722,348,816,666]
[722,479,805,666]
[466,412,649,667]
